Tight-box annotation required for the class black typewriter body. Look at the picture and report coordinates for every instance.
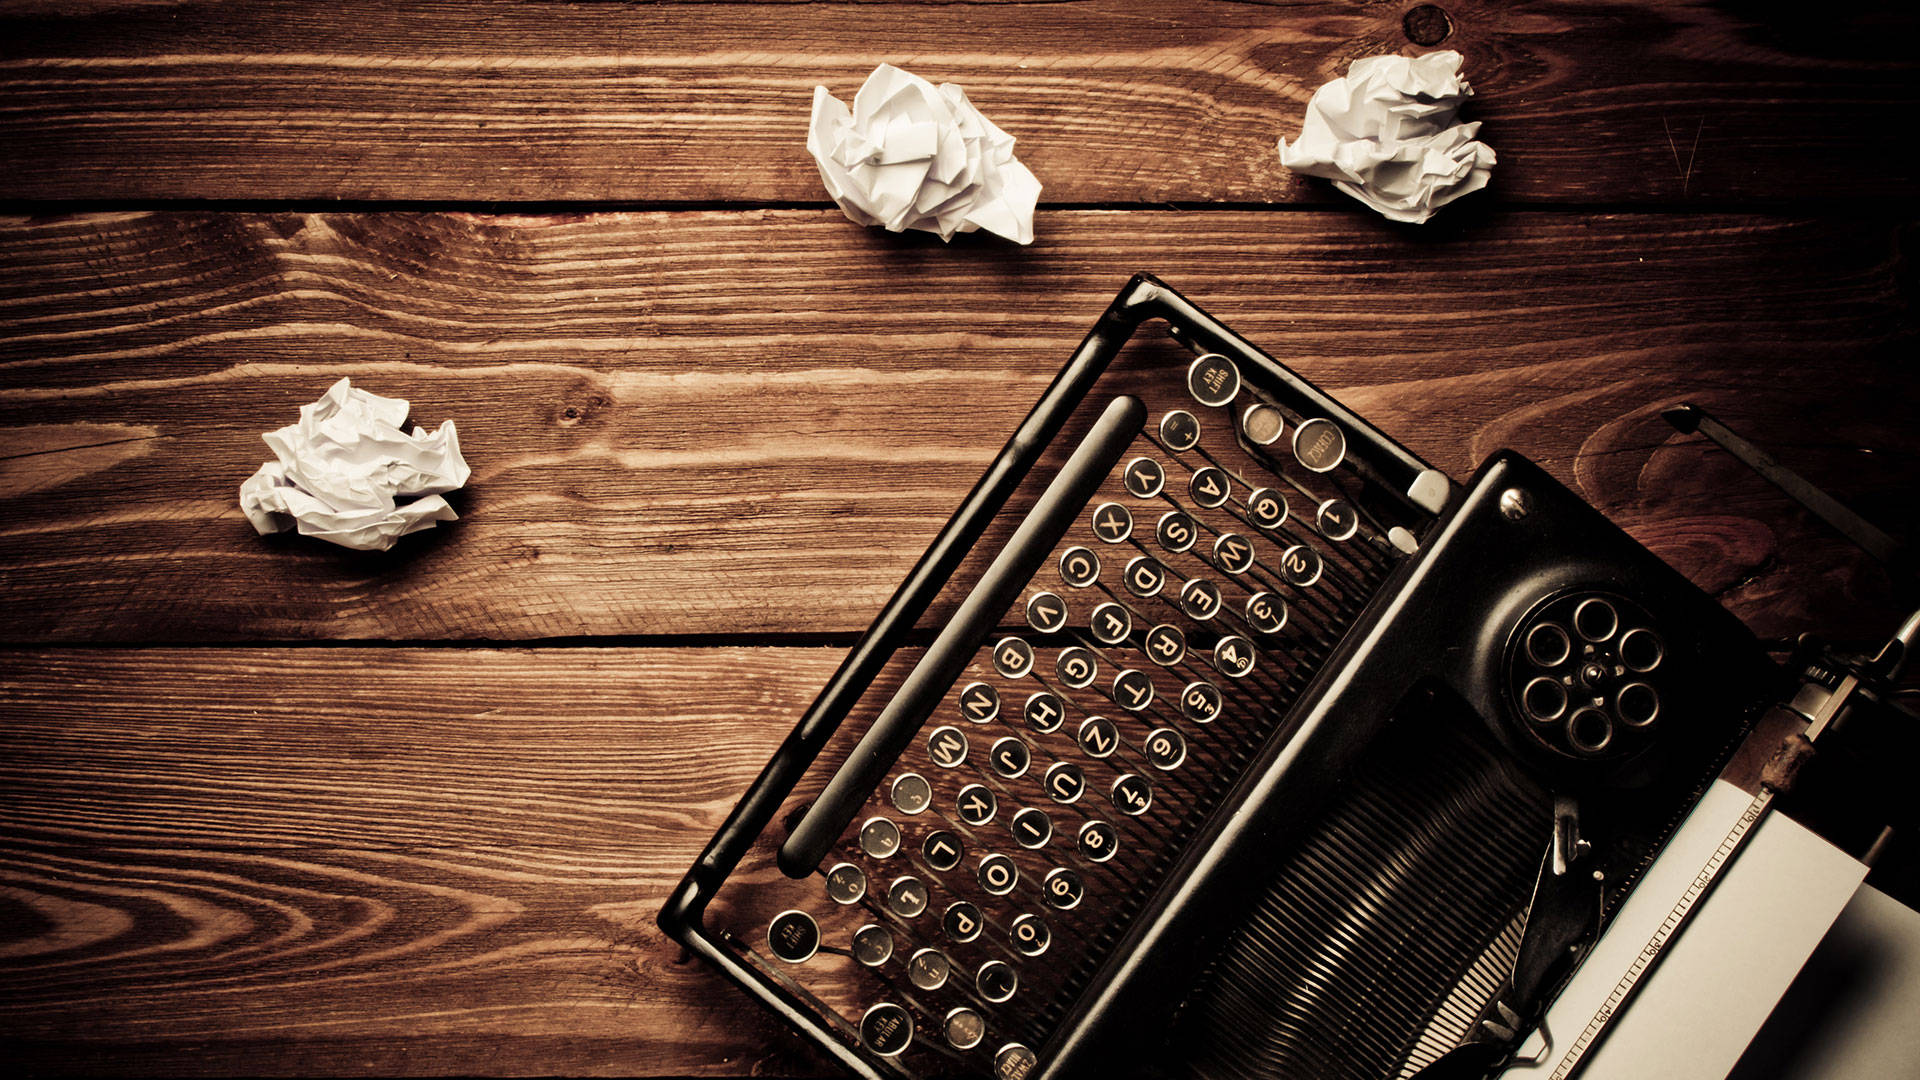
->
[659,275,1779,1080]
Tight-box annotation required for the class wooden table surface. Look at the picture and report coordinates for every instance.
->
[2,1,1916,1075]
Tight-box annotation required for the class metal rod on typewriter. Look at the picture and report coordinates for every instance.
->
[779,395,1150,878]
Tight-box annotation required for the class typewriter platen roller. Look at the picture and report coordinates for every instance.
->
[660,275,1778,1080]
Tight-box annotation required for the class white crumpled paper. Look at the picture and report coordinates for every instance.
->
[239,378,470,551]
[807,63,1041,244]
[1277,50,1495,224]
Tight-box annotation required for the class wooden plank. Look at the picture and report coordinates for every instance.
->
[0,646,842,1076]
[0,0,1915,204]
[0,209,1914,644]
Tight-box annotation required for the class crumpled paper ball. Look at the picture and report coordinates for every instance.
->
[239,378,470,551]
[807,63,1041,244]
[1277,50,1496,224]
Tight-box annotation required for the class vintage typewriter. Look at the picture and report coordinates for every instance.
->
[659,274,1912,1079]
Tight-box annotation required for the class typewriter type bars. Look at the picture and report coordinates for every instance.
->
[737,347,1432,1079]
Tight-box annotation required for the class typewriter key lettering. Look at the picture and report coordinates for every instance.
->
[858,816,901,859]
[1279,545,1323,588]
[1025,591,1069,634]
[1245,592,1287,635]
[957,783,998,826]
[1156,510,1198,554]
[1190,467,1231,509]
[1112,774,1154,816]
[1144,728,1188,770]
[1180,578,1223,621]
[1112,668,1156,711]
[860,1003,913,1057]
[890,772,933,815]
[1247,487,1289,530]
[1057,646,1099,688]
[1145,623,1187,666]
[1213,533,1255,576]
[924,830,965,871]
[1074,719,1117,762]
[944,900,984,942]
[1090,602,1132,645]
[1010,913,1052,957]
[993,636,1035,678]
[1316,499,1359,541]
[1011,806,1054,849]
[1077,820,1119,862]
[990,736,1032,780]
[959,681,1002,724]
[1123,456,1166,498]
[1125,556,1167,598]
[1059,546,1101,588]
[1023,691,1065,733]
[888,876,930,918]
[1181,680,1223,723]
[852,923,894,966]
[1214,636,1257,678]
[978,853,1019,895]
[1047,760,1091,802]
[1043,867,1085,909]
[996,1043,1039,1080]
[1159,410,1201,452]
[1242,402,1285,446]
[825,862,867,904]
[1187,354,1241,407]
[907,947,951,990]
[1292,417,1347,472]
[1092,501,1134,543]
[977,960,1019,1003]
[927,725,969,768]
[944,1007,987,1051]
[767,910,820,963]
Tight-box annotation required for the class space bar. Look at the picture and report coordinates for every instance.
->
[778,395,1147,877]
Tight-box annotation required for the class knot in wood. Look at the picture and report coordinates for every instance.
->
[1403,4,1453,46]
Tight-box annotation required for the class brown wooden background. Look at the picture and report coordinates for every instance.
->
[2,1,1916,1074]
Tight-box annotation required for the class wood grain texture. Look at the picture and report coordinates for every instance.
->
[0,646,845,1077]
[1,209,1913,644]
[0,0,1915,204]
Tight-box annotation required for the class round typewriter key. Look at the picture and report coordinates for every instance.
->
[891,772,933,815]
[1011,807,1053,849]
[907,946,951,990]
[944,1007,987,1051]
[1293,417,1347,473]
[1089,602,1132,646]
[1189,467,1232,509]
[1242,402,1286,446]
[1181,680,1224,723]
[1180,577,1223,621]
[1213,636,1257,679]
[944,900,984,943]
[1074,718,1117,763]
[956,783,998,826]
[860,1002,913,1057]
[1059,546,1101,588]
[1025,591,1069,634]
[1316,499,1359,542]
[1111,773,1154,816]
[852,923,894,967]
[990,736,1032,780]
[859,816,902,859]
[1125,556,1167,598]
[923,830,965,872]
[1213,533,1256,576]
[1056,646,1099,689]
[1145,623,1187,666]
[825,862,867,905]
[1010,913,1052,957]
[1523,676,1568,723]
[1567,707,1613,754]
[1617,682,1660,728]
[1574,597,1620,643]
[1245,592,1287,636]
[1144,727,1188,771]
[1155,510,1198,554]
[1091,501,1134,544]
[978,853,1019,895]
[888,875,930,918]
[996,1043,1039,1079]
[1023,691,1065,734]
[958,681,1002,724]
[1042,867,1085,910]
[1047,759,1091,802]
[1159,410,1201,452]
[977,960,1019,1003]
[1187,353,1242,407]
[927,725,970,769]
[1278,545,1323,588]
[767,910,820,963]
[1619,627,1664,673]
[1525,622,1572,669]
[1123,456,1166,498]
[1077,820,1119,862]
[992,635,1035,678]
[1247,487,1289,531]
[1111,668,1155,712]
